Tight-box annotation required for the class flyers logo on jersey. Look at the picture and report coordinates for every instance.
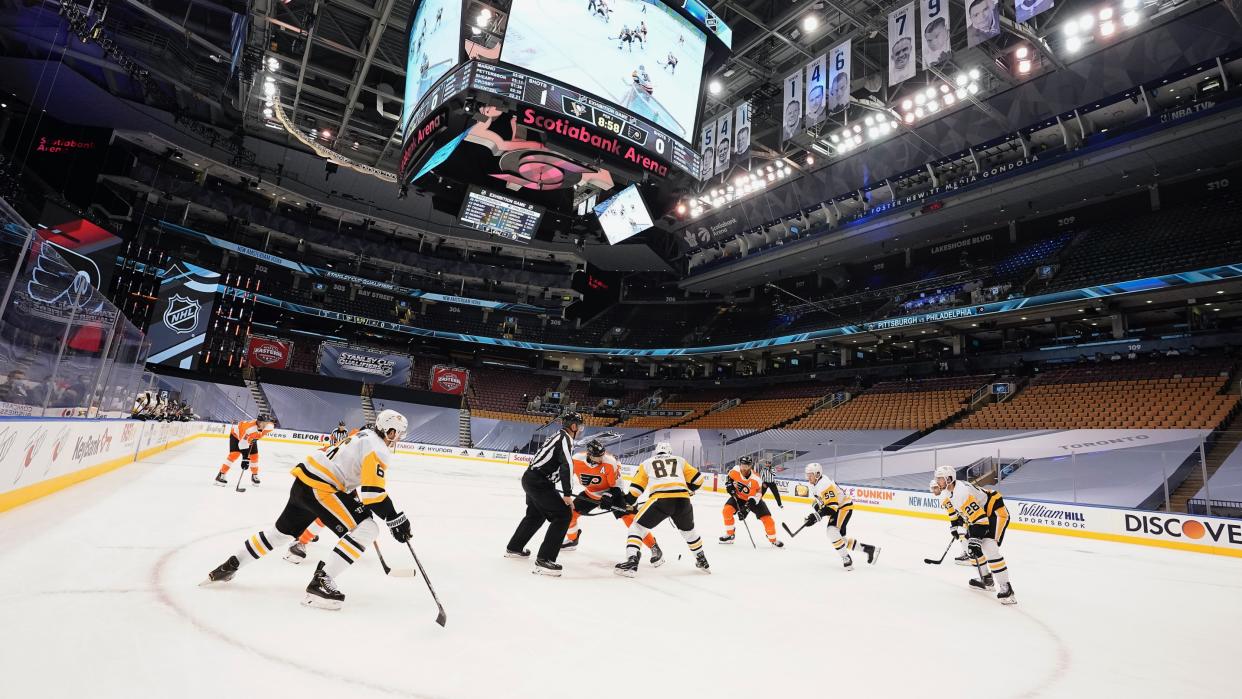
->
[579,473,604,487]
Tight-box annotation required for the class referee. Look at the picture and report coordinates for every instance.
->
[506,412,585,576]
[757,458,784,509]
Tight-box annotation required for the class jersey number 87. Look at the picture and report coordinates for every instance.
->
[650,459,677,478]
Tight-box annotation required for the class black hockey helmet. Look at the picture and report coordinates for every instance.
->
[738,455,753,467]
[258,413,276,425]
[561,412,585,428]
[338,421,346,427]
[585,439,606,457]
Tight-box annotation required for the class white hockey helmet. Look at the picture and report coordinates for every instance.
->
[654,441,673,456]
[804,462,823,477]
[933,465,956,483]
[374,409,408,442]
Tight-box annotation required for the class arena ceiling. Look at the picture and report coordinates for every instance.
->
[0,0,1119,167]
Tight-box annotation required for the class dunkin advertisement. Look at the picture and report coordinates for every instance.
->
[245,336,292,369]
[430,365,469,395]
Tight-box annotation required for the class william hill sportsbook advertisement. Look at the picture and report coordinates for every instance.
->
[146,260,220,370]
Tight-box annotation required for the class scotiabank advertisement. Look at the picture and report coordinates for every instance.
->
[245,336,292,369]
[430,365,469,395]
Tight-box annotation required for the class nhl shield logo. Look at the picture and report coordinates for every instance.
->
[163,294,201,334]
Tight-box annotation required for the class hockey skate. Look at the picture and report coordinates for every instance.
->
[213,472,228,487]
[954,553,973,566]
[614,554,640,578]
[771,540,785,548]
[250,473,261,486]
[533,558,563,577]
[560,531,580,551]
[997,583,1017,605]
[718,534,735,544]
[504,548,531,559]
[649,543,665,567]
[969,574,996,591]
[200,556,239,586]
[694,551,711,574]
[303,562,344,610]
[842,553,854,571]
[863,544,881,564]
[284,542,307,564]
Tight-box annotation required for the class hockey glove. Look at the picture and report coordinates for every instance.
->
[951,525,967,540]
[803,512,821,528]
[239,460,250,471]
[736,502,750,520]
[387,512,412,543]
[598,490,614,510]
[966,539,984,561]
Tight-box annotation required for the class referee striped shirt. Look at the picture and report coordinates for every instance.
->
[527,429,575,496]
[757,462,778,482]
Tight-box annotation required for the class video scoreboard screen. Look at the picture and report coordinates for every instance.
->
[458,185,544,241]
[594,184,654,245]
[472,62,699,177]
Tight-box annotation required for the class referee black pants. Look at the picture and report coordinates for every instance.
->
[507,469,573,562]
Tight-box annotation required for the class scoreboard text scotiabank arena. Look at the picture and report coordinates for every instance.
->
[399,60,701,187]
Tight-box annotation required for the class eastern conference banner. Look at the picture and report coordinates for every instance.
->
[888,4,917,86]
[317,343,413,386]
[146,260,220,370]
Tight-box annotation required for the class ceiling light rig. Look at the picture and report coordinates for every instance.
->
[896,68,981,125]
[1062,1,1146,55]
[682,161,792,219]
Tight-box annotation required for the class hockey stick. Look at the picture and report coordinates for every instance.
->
[405,541,447,627]
[923,538,954,565]
[374,540,416,578]
[234,461,248,493]
[739,517,757,549]
[781,522,808,539]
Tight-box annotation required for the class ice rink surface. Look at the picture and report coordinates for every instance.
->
[2,437,1240,698]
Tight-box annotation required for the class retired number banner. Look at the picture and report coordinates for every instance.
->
[781,69,803,143]
[888,4,917,86]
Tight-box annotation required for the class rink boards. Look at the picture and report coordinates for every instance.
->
[1,419,1239,557]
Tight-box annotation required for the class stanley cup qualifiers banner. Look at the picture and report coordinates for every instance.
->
[732,101,752,163]
[827,39,852,114]
[146,260,220,370]
[888,3,917,86]
[430,365,469,395]
[245,336,292,369]
[804,55,827,129]
[781,69,803,143]
[698,123,716,181]
[713,111,732,176]
[317,343,413,386]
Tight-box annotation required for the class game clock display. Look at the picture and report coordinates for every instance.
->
[472,62,699,178]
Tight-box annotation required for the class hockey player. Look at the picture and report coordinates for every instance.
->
[801,463,879,570]
[202,410,412,610]
[561,439,663,565]
[213,414,276,487]
[614,442,708,576]
[934,465,1015,604]
[931,477,973,566]
[719,456,783,547]
[286,424,366,564]
[329,421,349,447]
